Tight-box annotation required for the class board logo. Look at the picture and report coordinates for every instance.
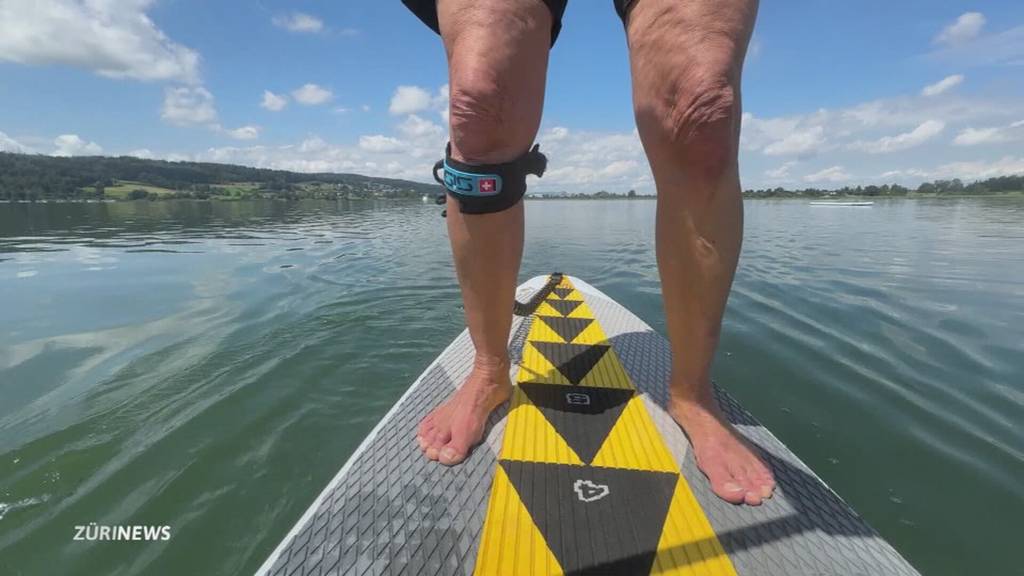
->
[565,392,591,406]
[573,479,610,503]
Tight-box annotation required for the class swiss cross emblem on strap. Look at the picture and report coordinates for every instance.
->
[479,178,496,193]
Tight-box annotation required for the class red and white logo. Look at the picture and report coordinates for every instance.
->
[479,178,497,193]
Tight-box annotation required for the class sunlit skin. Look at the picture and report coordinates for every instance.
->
[416,0,775,506]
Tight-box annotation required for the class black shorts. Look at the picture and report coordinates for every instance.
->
[402,0,637,47]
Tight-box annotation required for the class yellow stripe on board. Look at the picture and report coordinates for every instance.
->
[577,347,633,390]
[590,395,679,473]
[474,275,737,576]
[569,319,609,345]
[517,341,572,385]
[474,465,563,576]
[565,301,595,319]
[534,300,564,318]
[651,477,737,575]
[499,387,585,465]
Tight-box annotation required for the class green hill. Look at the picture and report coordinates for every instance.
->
[0,152,438,201]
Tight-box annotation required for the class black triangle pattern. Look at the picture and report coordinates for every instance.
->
[543,298,583,317]
[552,287,573,299]
[531,341,609,384]
[519,383,634,463]
[538,316,594,343]
[501,460,678,575]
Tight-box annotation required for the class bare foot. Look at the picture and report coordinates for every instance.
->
[669,387,776,506]
[416,355,512,466]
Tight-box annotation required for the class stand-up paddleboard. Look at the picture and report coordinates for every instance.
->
[257,274,920,576]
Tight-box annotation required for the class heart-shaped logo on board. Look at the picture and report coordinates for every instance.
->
[573,479,610,503]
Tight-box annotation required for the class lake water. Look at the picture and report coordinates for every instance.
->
[0,198,1021,576]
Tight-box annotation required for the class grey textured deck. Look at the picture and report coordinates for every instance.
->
[257,276,921,576]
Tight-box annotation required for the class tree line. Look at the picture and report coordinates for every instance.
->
[2,151,1020,201]
[0,152,436,201]
[744,175,1023,198]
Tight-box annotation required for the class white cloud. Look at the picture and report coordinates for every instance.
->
[763,125,825,156]
[921,74,964,97]
[53,134,102,156]
[765,161,796,179]
[740,88,1024,187]
[741,112,830,157]
[928,24,1024,68]
[883,157,1024,182]
[952,120,1024,146]
[361,104,371,112]
[272,12,324,34]
[225,125,260,141]
[544,127,570,142]
[261,90,288,111]
[0,0,200,83]
[388,84,449,120]
[292,83,333,105]
[358,135,406,153]
[953,127,1006,146]
[932,156,1024,180]
[389,86,432,115]
[128,148,153,159]
[803,165,850,183]
[161,86,217,126]
[531,128,649,192]
[397,114,444,140]
[333,107,351,114]
[935,12,986,47]
[849,120,945,153]
[0,131,32,153]
[599,160,639,178]
[299,137,328,153]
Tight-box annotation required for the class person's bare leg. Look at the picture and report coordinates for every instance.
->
[626,0,774,505]
[416,0,551,466]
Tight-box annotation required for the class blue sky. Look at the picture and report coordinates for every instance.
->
[1,1,1023,193]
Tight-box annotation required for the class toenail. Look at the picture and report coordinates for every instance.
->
[441,448,457,461]
[724,482,744,492]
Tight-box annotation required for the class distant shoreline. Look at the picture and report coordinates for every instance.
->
[2,191,1022,205]
[3,152,1022,204]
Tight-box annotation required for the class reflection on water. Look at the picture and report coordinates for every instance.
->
[1,198,1022,576]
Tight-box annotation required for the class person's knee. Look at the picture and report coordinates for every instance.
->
[448,71,535,164]
[635,64,741,180]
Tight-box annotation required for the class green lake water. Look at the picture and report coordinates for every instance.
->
[0,198,1021,576]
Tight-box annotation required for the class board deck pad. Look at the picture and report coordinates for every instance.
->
[257,275,922,576]
[475,276,734,575]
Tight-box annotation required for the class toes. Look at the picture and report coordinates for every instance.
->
[417,416,434,438]
[438,430,478,466]
[430,429,452,450]
[737,463,775,505]
[438,444,468,466]
[747,460,776,499]
[705,464,747,504]
[419,425,450,459]
[716,481,747,504]
[757,474,776,499]
[743,489,764,506]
